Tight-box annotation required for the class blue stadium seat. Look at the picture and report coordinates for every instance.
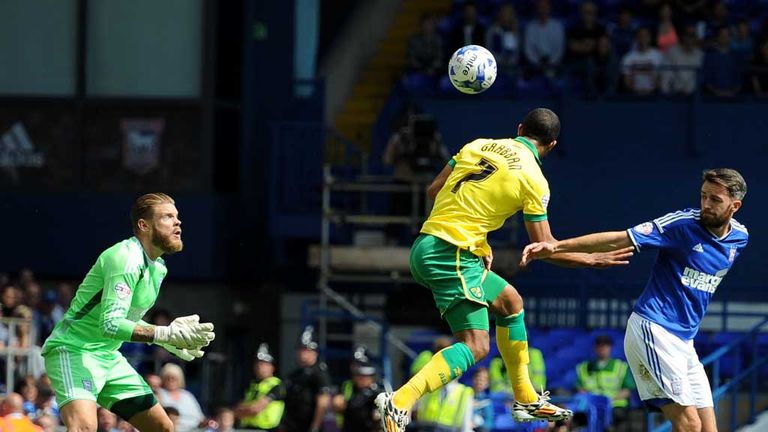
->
[402,73,437,97]
[549,367,578,391]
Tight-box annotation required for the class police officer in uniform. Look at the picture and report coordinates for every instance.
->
[234,343,285,431]
[335,345,370,429]
[332,360,380,432]
[266,326,332,432]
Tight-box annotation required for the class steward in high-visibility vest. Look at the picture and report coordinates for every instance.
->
[410,336,455,376]
[489,347,546,394]
[417,381,474,431]
[575,335,635,409]
[234,343,285,430]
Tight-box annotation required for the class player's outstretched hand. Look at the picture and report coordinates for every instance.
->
[589,247,634,268]
[159,342,205,362]
[520,242,557,267]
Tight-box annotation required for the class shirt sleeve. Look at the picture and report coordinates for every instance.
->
[626,215,676,252]
[266,381,286,401]
[315,363,332,394]
[522,176,550,222]
[99,255,141,341]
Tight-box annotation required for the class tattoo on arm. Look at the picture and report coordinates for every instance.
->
[131,325,156,343]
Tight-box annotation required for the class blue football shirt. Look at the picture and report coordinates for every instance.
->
[626,208,748,340]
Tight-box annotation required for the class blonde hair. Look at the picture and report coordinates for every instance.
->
[130,193,175,234]
[160,363,186,388]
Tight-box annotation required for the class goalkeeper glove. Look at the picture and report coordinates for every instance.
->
[158,342,205,362]
[154,314,215,349]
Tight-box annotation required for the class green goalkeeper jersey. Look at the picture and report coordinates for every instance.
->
[43,237,167,353]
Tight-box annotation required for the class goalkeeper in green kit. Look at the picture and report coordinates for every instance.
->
[42,193,216,432]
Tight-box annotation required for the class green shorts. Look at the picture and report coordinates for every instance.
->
[43,345,155,411]
[410,234,509,332]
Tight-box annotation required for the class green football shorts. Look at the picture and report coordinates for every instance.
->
[409,234,509,332]
[43,345,155,411]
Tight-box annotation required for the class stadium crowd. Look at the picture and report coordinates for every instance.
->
[404,0,768,97]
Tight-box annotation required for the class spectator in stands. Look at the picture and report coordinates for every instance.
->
[608,7,637,58]
[163,406,181,429]
[575,336,635,431]
[206,407,235,432]
[661,25,704,95]
[567,1,606,92]
[621,27,664,94]
[471,367,493,432]
[449,1,486,54]
[18,268,35,289]
[407,13,443,76]
[23,282,41,312]
[524,0,565,78]
[234,343,284,430]
[410,336,453,376]
[751,40,768,96]
[55,282,73,312]
[2,284,33,347]
[37,291,60,343]
[36,374,51,389]
[699,1,731,45]
[158,363,206,432]
[731,19,754,62]
[382,113,448,243]
[34,385,58,419]
[485,4,520,80]
[488,347,546,395]
[702,26,744,97]
[144,373,162,396]
[33,413,58,432]
[97,407,119,432]
[22,282,44,345]
[1,392,42,432]
[656,3,679,54]
[592,35,620,96]
[568,1,605,61]
[16,376,38,417]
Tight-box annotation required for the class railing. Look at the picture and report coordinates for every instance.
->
[0,317,43,393]
[301,286,418,390]
[646,316,768,432]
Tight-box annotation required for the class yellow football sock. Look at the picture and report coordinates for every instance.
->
[496,311,539,404]
[392,342,475,411]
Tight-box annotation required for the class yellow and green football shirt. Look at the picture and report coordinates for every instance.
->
[43,237,167,353]
[421,136,550,257]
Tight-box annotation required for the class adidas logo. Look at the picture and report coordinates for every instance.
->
[0,122,44,168]
[692,243,704,253]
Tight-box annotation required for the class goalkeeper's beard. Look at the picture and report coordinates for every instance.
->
[152,230,183,254]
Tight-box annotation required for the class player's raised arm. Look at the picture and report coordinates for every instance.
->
[523,220,633,268]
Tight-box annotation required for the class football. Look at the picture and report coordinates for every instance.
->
[448,45,497,94]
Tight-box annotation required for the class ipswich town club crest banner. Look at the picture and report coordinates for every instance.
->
[121,119,165,175]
